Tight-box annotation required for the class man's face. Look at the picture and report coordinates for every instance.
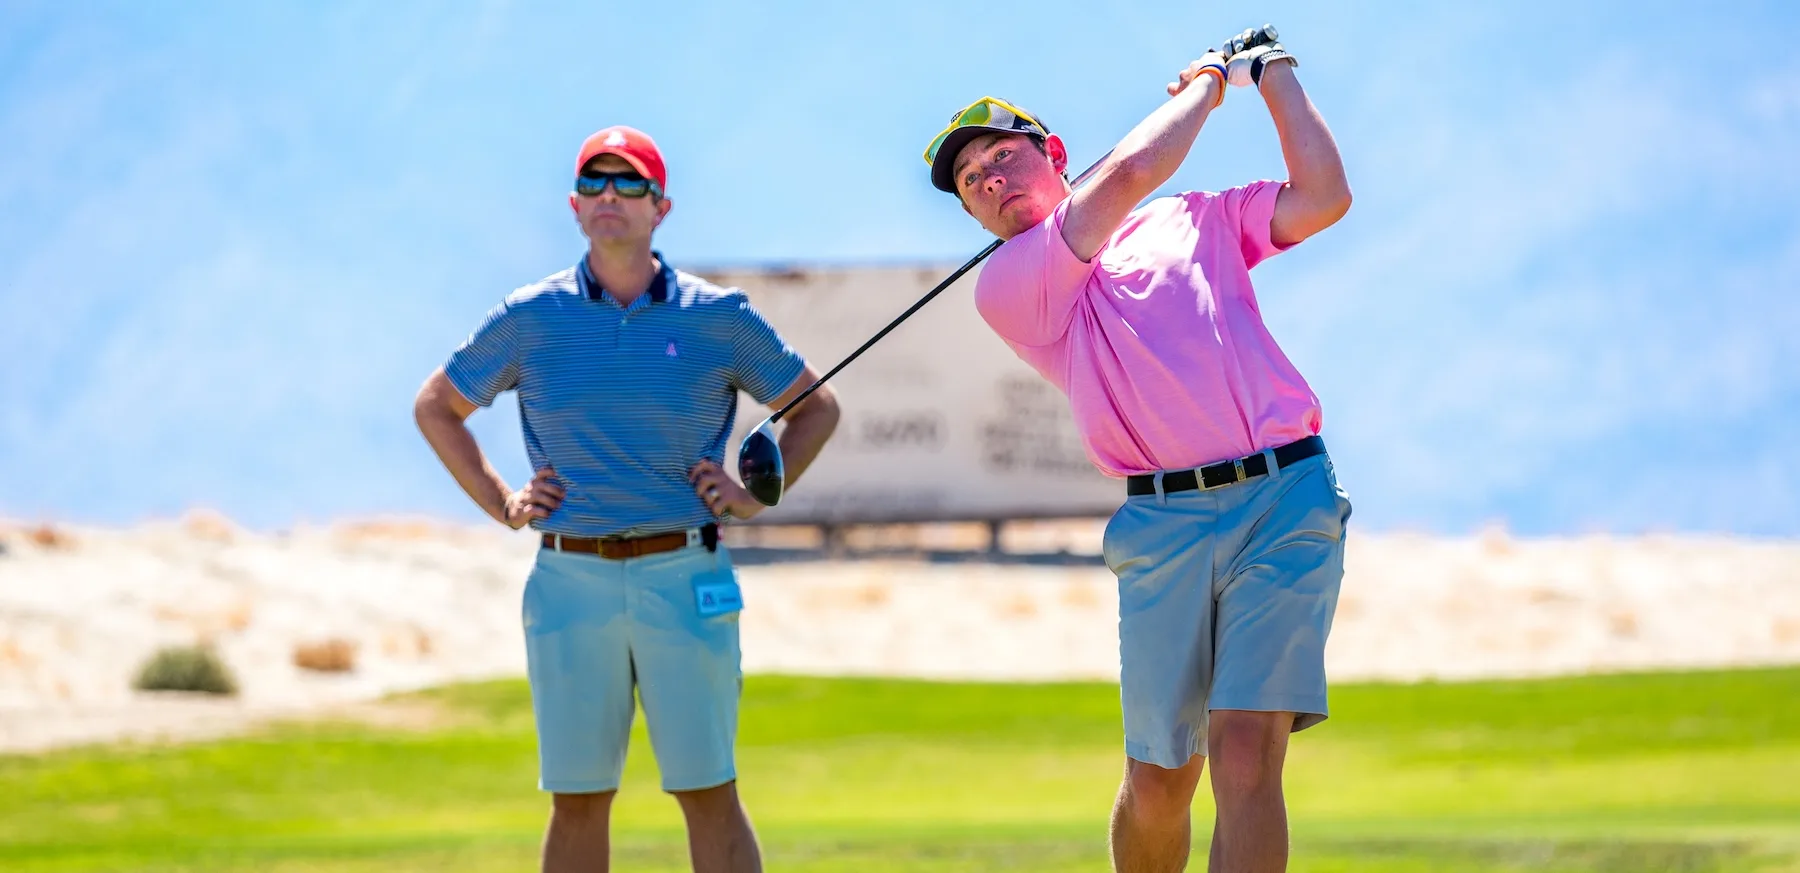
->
[953,132,1071,240]
[568,154,671,245]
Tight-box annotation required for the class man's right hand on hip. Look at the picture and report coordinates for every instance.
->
[504,467,565,529]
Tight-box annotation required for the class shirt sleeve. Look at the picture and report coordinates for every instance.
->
[972,196,1099,347]
[1211,179,1295,270]
[443,300,521,408]
[729,296,808,405]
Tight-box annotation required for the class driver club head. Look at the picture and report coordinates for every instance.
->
[737,420,785,506]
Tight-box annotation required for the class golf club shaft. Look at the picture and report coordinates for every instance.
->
[766,149,1116,424]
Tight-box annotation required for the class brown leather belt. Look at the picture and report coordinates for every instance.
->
[541,524,719,559]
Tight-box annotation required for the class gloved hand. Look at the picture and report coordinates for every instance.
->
[1222,28,1296,87]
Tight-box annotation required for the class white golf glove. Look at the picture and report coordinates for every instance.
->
[1226,41,1296,88]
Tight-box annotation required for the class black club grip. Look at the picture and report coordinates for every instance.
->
[1222,24,1279,59]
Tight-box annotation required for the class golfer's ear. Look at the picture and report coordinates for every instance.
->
[568,192,580,215]
[1045,134,1070,175]
[655,196,673,226]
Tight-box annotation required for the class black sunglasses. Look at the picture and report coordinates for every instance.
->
[574,171,661,199]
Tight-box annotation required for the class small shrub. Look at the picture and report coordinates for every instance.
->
[133,644,238,695]
[293,638,358,673]
[28,525,70,549]
[181,510,239,543]
[380,625,434,659]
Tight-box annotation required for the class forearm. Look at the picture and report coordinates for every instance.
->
[1107,73,1223,194]
[416,408,512,524]
[1260,62,1349,211]
[774,400,840,488]
[1062,68,1223,259]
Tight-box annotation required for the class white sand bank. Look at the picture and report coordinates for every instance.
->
[2,517,1795,752]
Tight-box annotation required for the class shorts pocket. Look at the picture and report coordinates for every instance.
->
[691,548,744,620]
[1101,502,1133,574]
[1322,457,1353,528]
[682,559,742,659]
[522,556,561,635]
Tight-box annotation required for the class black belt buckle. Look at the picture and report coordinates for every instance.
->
[1199,452,1268,489]
[700,523,720,552]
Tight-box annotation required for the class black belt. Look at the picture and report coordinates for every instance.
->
[1126,436,1327,496]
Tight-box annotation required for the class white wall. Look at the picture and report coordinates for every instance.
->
[701,264,1119,524]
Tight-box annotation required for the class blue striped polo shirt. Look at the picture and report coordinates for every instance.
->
[444,253,807,538]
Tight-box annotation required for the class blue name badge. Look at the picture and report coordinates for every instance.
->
[695,577,743,618]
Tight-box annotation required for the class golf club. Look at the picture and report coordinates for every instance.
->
[734,153,1111,507]
[737,25,1278,506]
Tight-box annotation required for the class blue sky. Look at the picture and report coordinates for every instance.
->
[2,0,1798,535]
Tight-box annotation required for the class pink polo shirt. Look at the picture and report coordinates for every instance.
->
[973,180,1322,479]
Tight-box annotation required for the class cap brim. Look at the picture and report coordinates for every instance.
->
[577,147,655,185]
[930,125,1026,193]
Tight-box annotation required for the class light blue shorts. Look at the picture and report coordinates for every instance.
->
[1102,452,1353,769]
[521,540,744,793]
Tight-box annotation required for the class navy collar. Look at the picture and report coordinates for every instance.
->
[577,251,674,305]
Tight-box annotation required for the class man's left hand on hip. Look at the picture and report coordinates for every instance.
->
[689,460,764,521]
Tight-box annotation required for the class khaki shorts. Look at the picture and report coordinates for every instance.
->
[1102,452,1352,768]
[522,542,743,793]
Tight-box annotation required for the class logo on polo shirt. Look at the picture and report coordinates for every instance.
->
[666,341,679,357]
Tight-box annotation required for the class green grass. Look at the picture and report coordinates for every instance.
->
[1,668,1797,871]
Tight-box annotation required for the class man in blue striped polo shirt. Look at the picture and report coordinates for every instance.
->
[413,125,840,873]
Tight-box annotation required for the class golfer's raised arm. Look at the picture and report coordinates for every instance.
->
[1060,52,1227,261]
[1259,60,1351,247]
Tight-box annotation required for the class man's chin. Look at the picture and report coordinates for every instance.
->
[995,209,1048,240]
[585,226,642,244]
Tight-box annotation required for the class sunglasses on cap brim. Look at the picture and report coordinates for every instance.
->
[922,96,1048,166]
[574,171,662,199]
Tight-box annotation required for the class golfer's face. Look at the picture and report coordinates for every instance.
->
[571,154,669,244]
[955,133,1062,239]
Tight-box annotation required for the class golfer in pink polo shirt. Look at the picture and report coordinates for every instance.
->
[924,29,1351,873]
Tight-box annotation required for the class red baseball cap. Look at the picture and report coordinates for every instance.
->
[575,125,668,191]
